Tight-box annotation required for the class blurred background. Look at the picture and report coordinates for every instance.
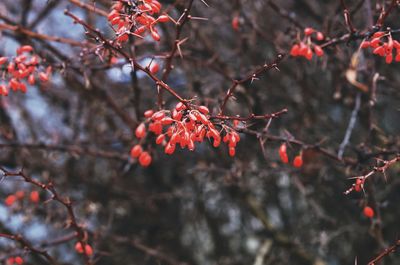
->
[0,0,399,264]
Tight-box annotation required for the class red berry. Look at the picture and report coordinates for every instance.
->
[30,190,40,203]
[144,109,154,118]
[231,16,240,31]
[15,190,25,199]
[198,106,209,115]
[279,144,289,164]
[304,27,314,36]
[293,155,303,168]
[370,38,381,48]
[150,62,159,74]
[156,134,165,144]
[316,31,324,41]
[175,102,186,111]
[363,206,374,218]
[354,178,363,192]
[314,45,324,57]
[158,15,169,23]
[305,47,313,60]
[139,152,152,167]
[228,147,236,157]
[85,244,94,256]
[130,145,143,158]
[386,53,393,64]
[360,41,370,49]
[5,195,17,207]
[0,57,8,65]
[135,123,146,139]
[14,256,24,265]
[75,242,84,253]
[290,44,300,57]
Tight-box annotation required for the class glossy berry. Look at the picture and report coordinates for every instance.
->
[363,206,374,218]
[139,151,152,167]
[150,62,159,74]
[279,143,289,164]
[30,190,40,203]
[293,155,303,168]
[304,27,314,36]
[5,195,17,207]
[14,256,24,265]
[135,123,146,139]
[130,145,143,158]
[232,16,240,31]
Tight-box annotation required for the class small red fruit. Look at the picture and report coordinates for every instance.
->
[150,62,159,74]
[293,155,303,168]
[232,16,240,31]
[304,27,314,36]
[363,206,374,218]
[139,152,152,167]
[14,256,24,265]
[30,190,40,203]
[135,123,146,139]
[279,143,289,164]
[130,145,143,158]
[5,195,17,207]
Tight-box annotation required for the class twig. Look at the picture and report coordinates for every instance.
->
[338,92,361,159]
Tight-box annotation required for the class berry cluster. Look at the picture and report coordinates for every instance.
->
[130,102,241,167]
[290,27,325,60]
[360,31,400,64]
[6,256,24,265]
[108,0,169,43]
[74,242,94,256]
[0,45,51,96]
[278,143,303,168]
[4,190,40,207]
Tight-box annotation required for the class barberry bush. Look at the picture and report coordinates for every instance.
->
[0,0,399,264]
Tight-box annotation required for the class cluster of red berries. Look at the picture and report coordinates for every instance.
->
[360,31,400,64]
[0,45,51,96]
[130,102,241,167]
[75,242,94,256]
[278,143,303,168]
[290,27,325,60]
[4,190,40,207]
[6,256,24,265]
[108,0,169,43]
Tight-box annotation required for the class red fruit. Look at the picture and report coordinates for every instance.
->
[135,123,146,139]
[150,62,159,74]
[158,15,169,23]
[304,27,314,36]
[372,31,385,39]
[139,152,152,167]
[175,102,186,111]
[231,16,239,31]
[85,244,94,256]
[165,142,176,154]
[151,111,165,121]
[15,190,25,199]
[156,134,165,144]
[38,72,49,82]
[198,106,209,115]
[228,147,236,157]
[150,28,160,41]
[17,45,34,54]
[314,45,324,57]
[6,257,15,265]
[363,206,374,218]
[386,53,393,64]
[279,143,289,164]
[117,33,129,42]
[373,46,385,56]
[396,52,400,62]
[360,41,370,49]
[30,190,40,203]
[305,48,313,60]
[0,57,8,65]
[14,256,24,265]
[0,85,8,96]
[144,109,154,118]
[316,31,324,41]
[354,178,363,192]
[130,145,143,158]
[5,195,17,206]
[75,242,84,253]
[290,44,300,57]
[370,38,381,48]
[293,155,303,168]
